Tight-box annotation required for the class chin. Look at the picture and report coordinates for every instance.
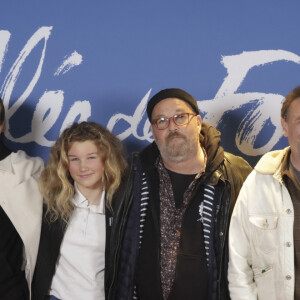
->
[163,149,187,161]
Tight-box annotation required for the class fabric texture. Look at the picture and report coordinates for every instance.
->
[228,147,296,300]
[157,157,198,299]
[49,188,106,300]
[0,139,11,160]
[0,145,43,299]
[282,153,300,300]
[0,206,27,300]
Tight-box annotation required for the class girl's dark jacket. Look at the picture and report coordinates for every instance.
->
[105,122,252,300]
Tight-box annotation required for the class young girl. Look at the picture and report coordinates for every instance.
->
[31,122,127,300]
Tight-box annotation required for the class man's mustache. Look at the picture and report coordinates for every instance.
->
[166,131,186,142]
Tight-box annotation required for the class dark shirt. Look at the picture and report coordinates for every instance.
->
[168,174,209,300]
[281,150,300,300]
[167,169,195,207]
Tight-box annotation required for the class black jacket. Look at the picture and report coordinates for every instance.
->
[0,139,11,161]
[106,122,252,300]
[31,205,66,300]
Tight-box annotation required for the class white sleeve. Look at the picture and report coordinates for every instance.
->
[228,173,258,300]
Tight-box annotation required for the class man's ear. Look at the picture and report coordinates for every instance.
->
[281,117,288,137]
[196,115,202,133]
[0,122,4,134]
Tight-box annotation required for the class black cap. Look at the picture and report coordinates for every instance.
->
[146,88,199,120]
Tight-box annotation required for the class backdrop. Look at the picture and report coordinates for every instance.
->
[1,0,300,166]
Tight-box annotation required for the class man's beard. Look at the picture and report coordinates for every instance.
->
[159,131,198,162]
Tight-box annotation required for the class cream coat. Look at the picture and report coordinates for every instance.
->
[0,150,43,298]
[228,147,294,300]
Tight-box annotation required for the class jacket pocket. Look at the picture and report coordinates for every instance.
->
[249,216,278,254]
[253,265,272,278]
[253,265,276,299]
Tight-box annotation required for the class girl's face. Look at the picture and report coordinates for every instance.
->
[67,140,104,197]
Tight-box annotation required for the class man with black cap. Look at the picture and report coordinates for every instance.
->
[106,88,252,300]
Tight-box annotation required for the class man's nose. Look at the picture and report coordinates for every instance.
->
[168,117,178,131]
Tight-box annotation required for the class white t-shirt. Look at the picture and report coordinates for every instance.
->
[50,186,106,300]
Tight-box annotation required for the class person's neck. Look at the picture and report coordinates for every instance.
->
[78,186,103,206]
[162,147,205,175]
[291,152,300,172]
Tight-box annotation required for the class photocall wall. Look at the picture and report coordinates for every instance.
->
[1,0,300,166]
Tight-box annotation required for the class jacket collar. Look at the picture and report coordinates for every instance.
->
[255,147,290,180]
[73,183,106,214]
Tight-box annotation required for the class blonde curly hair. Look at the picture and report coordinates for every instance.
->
[40,121,127,223]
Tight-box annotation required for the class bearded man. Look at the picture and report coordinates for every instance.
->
[106,88,252,300]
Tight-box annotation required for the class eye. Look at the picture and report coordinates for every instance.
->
[174,114,188,124]
[157,117,168,124]
[88,156,97,160]
[69,157,78,162]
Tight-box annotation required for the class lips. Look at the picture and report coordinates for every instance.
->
[78,174,93,178]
